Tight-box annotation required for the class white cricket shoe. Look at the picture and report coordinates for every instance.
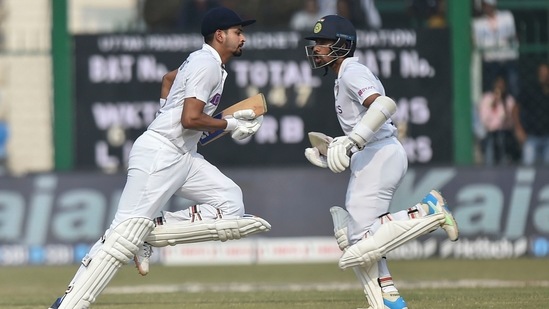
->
[381,291,408,309]
[134,243,153,276]
[357,291,408,309]
[421,189,459,241]
[357,292,409,309]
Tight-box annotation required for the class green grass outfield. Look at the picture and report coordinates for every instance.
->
[2,259,548,309]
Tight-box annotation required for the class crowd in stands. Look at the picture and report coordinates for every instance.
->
[0,0,545,175]
[139,0,412,32]
[472,0,549,166]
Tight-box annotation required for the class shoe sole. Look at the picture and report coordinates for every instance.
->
[426,190,459,241]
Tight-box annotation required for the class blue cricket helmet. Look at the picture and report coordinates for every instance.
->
[305,15,357,43]
[304,15,357,69]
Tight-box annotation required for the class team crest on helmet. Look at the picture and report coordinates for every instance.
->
[313,22,322,33]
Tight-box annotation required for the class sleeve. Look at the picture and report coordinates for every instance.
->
[344,74,380,107]
[184,60,221,104]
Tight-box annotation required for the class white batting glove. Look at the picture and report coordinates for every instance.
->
[233,109,256,120]
[304,132,333,168]
[334,227,350,251]
[304,147,328,168]
[225,116,263,141]
[327,136,356,173]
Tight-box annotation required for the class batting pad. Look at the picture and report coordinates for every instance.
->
[353,263,385,309]
[339,213,444,269]
[146,215,271,247]
[58,217,154,309]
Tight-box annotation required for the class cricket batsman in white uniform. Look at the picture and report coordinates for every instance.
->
[48,7,271,309]
[303,15,459,309]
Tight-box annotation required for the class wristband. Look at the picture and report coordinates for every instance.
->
[225,117,238,131]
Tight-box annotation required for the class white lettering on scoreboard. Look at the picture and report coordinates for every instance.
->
[88,54,168,83]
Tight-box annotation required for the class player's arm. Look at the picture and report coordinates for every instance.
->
[362,93,381,108]
[156,70,178,116]
[327,94,396,173]
[161,69,177,99]
[181,97,229,132]
[181,97,261,138]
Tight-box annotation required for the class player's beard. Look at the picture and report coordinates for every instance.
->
[233,49,243,57]
[233,45,243,57]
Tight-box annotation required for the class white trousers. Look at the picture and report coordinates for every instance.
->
[69,130,244,287]
[109,130,245,230]
[345,136,408,244]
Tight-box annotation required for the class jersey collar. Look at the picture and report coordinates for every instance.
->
[202,43,224,68]
[337,57,360,79]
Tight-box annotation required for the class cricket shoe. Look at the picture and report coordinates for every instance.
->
[358,293,408,309]
[422,189,459,241]
[134,242,153,276]
[382,291,408,309]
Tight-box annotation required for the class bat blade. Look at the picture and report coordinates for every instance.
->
[308,132,332,156]
[199,93,267,146]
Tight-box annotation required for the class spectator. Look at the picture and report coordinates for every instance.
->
[176,0,220,32]
[426,0,447,29]
[407,0,446,28]
[361,0,382,29]
[141,0,182,32]
[319,0,382,29]
[0,92,6,175]
[472,0,520,98]
[513,63,549,166]
[477,75,519,165]
[0,118,6,175]
[290,0,323,31]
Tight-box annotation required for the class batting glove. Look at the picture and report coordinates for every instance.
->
[304,147,328,168]
[225,116,263,141]
[233,109,256,120]
[327,136,356,173]
[334,227,350,251]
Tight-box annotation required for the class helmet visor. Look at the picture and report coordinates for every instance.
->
[305,38,352,69]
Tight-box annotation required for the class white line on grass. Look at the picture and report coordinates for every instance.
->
[105,280,549,294]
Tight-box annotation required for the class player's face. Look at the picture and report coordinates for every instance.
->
[224,27,246,57]
[311,39,336,66]
[305,38,338,69]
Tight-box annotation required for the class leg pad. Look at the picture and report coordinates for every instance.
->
[146,215,271,247]
[57,217,154,309]
[339,213,443,269]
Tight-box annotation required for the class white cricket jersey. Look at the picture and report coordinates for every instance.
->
[472,10,519,62]
[335,57,397,142]
[148,44,227,153]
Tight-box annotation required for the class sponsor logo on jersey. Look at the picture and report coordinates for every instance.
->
[210,93,221,106]
[358,86,374,97]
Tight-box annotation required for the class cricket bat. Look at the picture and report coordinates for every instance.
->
[199,93,267,146]
[308,132,333,156]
